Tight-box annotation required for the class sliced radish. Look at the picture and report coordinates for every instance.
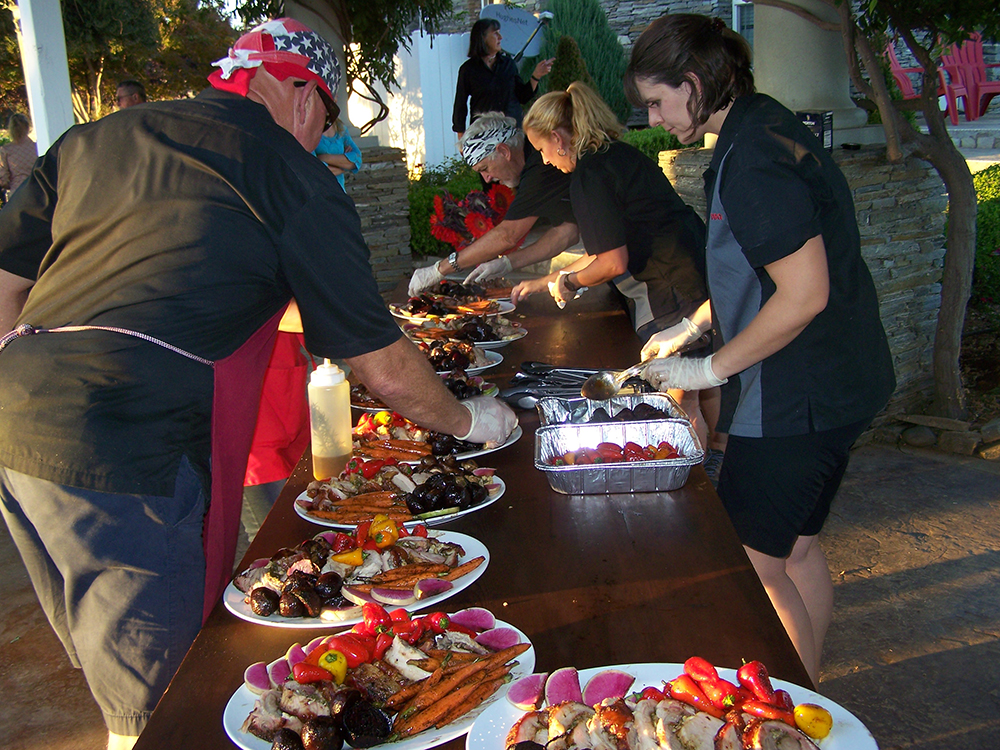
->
[304,636,327,655]
[267,656,291,688]
[284,643,307,667]
[248,557,269,570]
[582,669,636,706]
[506,672,549,710]
[244,662,271,695]
[448,607,495,631]
[472,467,496,477]
[319,603,362,622]
[545,666,583,705]
[474,627,520,651]
[341,585,377,606]
[314,531,337,545]
[371,587,417,606]
[414,578,453,600]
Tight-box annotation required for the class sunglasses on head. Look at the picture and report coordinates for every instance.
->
[293,80,340,131]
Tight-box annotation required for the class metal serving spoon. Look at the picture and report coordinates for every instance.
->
[579,358,653,401]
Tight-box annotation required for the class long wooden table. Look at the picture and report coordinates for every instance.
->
[134,286,810,750]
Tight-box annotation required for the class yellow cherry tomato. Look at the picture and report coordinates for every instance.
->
[316,649,348,684]
[794,703,833,739]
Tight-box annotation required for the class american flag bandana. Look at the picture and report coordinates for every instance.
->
[212,18,341,102]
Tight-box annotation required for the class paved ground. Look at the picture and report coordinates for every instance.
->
[1,442,999,750]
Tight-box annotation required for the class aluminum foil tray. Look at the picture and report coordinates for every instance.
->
[534,419,704,494]
[535,393,686,427]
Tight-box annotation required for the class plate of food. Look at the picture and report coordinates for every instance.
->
[467,660,876,750]
[224,529,489,629]
[458,350,502,376]
[351,412,518,462]
[225,609,535,750]
[390,300,516,323]
[402,316,526,350]
[295,473,505,530]
[474,327,526,349]
[351,374,498,413]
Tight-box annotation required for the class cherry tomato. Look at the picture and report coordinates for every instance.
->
[640,686,666,701]
[411,524,428,537]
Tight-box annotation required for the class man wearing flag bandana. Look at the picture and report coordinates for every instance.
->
[0,19,515,749]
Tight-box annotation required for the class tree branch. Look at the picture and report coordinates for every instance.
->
[749,0,841,33]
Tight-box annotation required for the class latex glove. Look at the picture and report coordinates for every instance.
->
[464,255,512,285]
[547,271,586,309]
[643,354,727,392]
[641,317,704,360]
[457,396,519,447]
[408,262,445,297]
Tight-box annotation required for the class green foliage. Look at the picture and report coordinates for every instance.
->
[973,164,1000,304]
[546,36,595,92]
[520,0,630,122]
[620,128,700,161]
[408,157,482,258]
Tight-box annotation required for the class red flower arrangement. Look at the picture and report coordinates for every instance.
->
[429,184,516,252]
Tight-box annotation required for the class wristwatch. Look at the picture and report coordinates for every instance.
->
[563,272,580,292]
[448,251,462,272]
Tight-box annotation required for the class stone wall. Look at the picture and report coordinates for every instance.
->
[659,146,946,419]
[599,0,722,48]
[344,146,413,293]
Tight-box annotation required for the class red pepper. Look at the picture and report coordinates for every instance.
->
[325,634,371,668]
[596,442,624,461]
[411,524,428,537]
[390,621,414,638]
[668,674,724,718]
[372,631,394,661]
[700,677,743,711]
[624,441,646,461]
[424,612,450,634]
[360,458,385,479]
[302,642,332,666]
[388,607,411,623]
[355,520,373,546]
[774,689,795,712]
[330,532,357,554]
[741,700,796,726]
[293,661,334,684]
[407,617,427,643]
[396,524,409,538]
[362,602,392,633]
[737,661,777,704]
[683,656,720,684]
[446,622,478,637]
[639,686,666,702]
[362,539,380,551]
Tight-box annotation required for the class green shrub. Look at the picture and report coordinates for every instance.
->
[547,36,595,92]
[408,157,482,258]
[520,0,630,122]
[620,128,701,162]
[973,164,1000,305]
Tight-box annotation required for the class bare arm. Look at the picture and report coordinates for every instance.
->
[345,337,472,436]
[506,222,580,271]
[317,153,355,175]
[438,216,538,274]
[710,235,829,379]
[0,269,32,333]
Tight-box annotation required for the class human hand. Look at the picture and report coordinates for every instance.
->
[408,262,444,297]
[643,354,727,392]
[464,255,512,285]
[457,396,518,446]
[547,271,584,309]
[511,277,549,305]
[641,317,704,360]
[533,58,555,80]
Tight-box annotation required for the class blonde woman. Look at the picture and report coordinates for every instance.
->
[0,113,37,201]
[513,81,712,443]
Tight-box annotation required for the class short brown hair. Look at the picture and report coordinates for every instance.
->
[7,113,30,141]
[625,14,754,129]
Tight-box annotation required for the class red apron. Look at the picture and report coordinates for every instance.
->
[203,306,286,623]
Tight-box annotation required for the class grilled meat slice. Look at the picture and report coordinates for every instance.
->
[674,712,725,750]
[587,698,633,750]
[742,719,821,750]
[506,710,549,750]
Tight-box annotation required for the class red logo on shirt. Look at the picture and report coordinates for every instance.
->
[710,213,723,221]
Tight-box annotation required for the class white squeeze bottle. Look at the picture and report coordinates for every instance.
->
[308,359,352,480]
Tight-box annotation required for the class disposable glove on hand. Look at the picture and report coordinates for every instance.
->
[643,354,727,392]
[457,396,519,447]
[464,255,512,285]
[547,271,585,309]
[408,262,445,297]
[641,317,704,360]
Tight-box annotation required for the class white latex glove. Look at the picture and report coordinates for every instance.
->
[641,317,704,360]
[643,354,728,392]
[408,262,445,297]
[464,255,513,285]
[547,271,586,309]
[457,396,519,447]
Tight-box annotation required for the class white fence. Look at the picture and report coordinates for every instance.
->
[347,31,471,175]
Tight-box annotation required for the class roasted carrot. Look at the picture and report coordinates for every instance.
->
[394,676,485,737]
[441,556,485,580]
[432,676,506,728]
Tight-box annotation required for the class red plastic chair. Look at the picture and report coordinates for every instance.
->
[942,32,1000,120]
[885,44,963,125]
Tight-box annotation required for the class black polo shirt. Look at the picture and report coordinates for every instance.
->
[453,52,535,132]
[0,89,401,495]
[504,140,575,226]
[704,94,895,437]
[571,140,707,333]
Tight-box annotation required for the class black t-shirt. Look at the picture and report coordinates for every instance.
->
[0,89,401,495]
[570,140,707,333]
[704,94,895,436]
[504,141,575,225]
[453,53,535,132]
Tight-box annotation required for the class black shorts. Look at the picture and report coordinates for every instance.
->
[717,417,871,558]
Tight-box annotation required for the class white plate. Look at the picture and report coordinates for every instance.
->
[473,328,528,350]
[223,531,490,629]
[438,349,502,376]
[466,663,877,750]
[224,619,535,750]
[451,424,521,461]
[295,476,506,530]
[390,300,516,323]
